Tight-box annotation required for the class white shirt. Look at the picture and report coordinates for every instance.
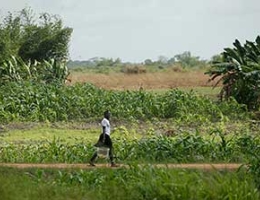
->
[101,118,110,136]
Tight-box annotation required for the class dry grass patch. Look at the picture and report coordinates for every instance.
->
[67,70,217,90]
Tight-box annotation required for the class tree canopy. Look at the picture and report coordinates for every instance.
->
[0,8,72,84]
[0,8,73,64]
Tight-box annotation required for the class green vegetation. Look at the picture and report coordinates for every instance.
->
[0,8,72,84]
[0,8,72,63]
[206,35,260,110]
[176,86,221,99]
[0,82,248,123]
[0,8,260,200]
[0,126,99,144]
[1,123,260,198]
[0,167,259,200]
[0,131,259,164]
[67,51,208,74]
[0,57,69,84]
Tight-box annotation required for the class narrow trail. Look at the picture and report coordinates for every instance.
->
[0,163,246,170]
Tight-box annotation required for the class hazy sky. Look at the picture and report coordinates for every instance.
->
[1,0,260,62]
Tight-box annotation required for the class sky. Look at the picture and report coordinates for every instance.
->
[1,0,260,62]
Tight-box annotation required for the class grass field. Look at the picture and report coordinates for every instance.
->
[0,127,98,145]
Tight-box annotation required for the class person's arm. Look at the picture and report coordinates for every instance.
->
[102,126,106,143]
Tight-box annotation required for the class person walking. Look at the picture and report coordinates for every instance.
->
[89,110,117,167]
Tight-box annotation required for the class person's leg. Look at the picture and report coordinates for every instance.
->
[104,135,116,166]
[109,146,114,164]
[94,133,105,147]
[103,134,111,146]
[89,151,97,166]
[90,134,104,166]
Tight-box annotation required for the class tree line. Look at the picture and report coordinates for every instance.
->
[67,51,208,69]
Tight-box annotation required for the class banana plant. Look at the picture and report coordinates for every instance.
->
[206,36,260,110]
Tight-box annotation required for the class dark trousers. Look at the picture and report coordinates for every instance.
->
[90,133,114,164]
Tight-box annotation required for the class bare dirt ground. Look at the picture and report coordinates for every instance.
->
[0,163,245,171]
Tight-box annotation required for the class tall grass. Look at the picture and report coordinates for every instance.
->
[0,166,259,200]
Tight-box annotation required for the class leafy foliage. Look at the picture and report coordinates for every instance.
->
[0,82,248,123]
[174,51,207,68]
[0,133,258,163]
[0,57,69,84]
[0,8,72,84]
[0,8,72,63]
[206,36,260,110]
[0,167,259,200]
[236,134,260,189]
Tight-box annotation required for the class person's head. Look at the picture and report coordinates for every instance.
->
[104,110,111,120]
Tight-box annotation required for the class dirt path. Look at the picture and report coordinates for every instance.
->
[0,163,245,170]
